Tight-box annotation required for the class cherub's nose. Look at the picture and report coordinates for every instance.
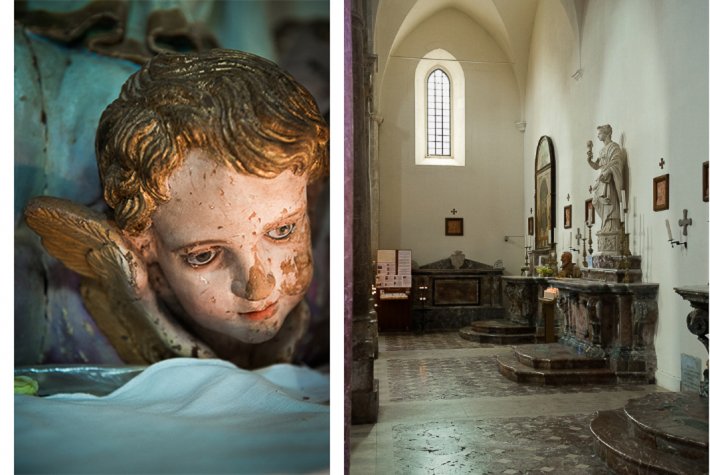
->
[231,253,275,301]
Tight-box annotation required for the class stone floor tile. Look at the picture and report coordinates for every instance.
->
[350,332,660,475]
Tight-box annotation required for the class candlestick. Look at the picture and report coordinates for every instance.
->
[665,219,673,240]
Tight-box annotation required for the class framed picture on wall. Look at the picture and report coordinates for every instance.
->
[445,218,463,236]
[653,174,669,211]
[527,217,534,235]
[534,136,555,249]
[563,205,572,229]
[585,198,595,225]
[703,161,708,202]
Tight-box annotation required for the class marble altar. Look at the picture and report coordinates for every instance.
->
[551,278,658,382]
[412,256,504,331]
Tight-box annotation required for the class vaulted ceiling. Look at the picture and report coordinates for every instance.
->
[372,0,586,111]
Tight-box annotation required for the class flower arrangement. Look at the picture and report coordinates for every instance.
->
[535,265,555,277]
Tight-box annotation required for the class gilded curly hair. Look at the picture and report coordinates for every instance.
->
[96,49,329,234]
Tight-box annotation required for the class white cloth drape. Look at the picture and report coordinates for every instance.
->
[15,358,329,474]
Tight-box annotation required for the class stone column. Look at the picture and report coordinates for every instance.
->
[344,0,353,469]
[350,0,378,425]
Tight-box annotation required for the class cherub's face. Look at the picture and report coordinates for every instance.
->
[146,150,312,344]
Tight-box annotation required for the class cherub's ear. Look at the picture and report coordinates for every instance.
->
[121,228,158,264]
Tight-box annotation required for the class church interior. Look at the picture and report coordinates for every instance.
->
[346,1,709,473]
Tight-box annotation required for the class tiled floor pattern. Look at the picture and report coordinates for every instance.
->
[386,355,647,401]
[350,331,662,474]
[382,332,496,351]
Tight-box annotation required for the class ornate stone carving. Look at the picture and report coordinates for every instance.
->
[450,251,465,269]
[687,309,709,352]
[674,285,708,397]
[552,279,659,382]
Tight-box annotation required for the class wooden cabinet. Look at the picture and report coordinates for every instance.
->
[375,288,412,332]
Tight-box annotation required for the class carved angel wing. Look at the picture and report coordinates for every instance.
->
[24,196,216,363]
[24,196,133,284]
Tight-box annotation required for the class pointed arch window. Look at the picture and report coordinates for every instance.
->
[427,69,450,156]
[415,49,465,166]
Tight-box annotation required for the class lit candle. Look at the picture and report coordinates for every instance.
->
[665,219,673,240]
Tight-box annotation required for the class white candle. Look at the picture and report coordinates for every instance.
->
[548,230,552,243]
[665,219,673,240]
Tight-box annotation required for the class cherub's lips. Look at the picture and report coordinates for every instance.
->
[239,301,278,321]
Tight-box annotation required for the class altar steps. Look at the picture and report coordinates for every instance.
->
[495,343,615,385]
[458,320,536,344]
[590,392,708,474]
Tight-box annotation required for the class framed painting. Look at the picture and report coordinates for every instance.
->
[534,136,555,249]
[445,217,463,236]
[653,174,669,211]
[563,205,572,229]
[584,198,594,225]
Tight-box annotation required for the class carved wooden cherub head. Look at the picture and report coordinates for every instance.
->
[26,49,329,367]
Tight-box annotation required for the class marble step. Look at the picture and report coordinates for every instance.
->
[459,328,535,345]
[469,320,536,335]
[496,353,615,385]
[624,392,708,460]
[590,399,708,474]
[513,343,609,370]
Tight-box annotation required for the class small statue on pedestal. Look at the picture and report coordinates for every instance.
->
[557,251,581,278]
[587,124,625,255]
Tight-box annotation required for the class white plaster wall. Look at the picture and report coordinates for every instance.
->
[525,0,709,390]
[378,7,524,269]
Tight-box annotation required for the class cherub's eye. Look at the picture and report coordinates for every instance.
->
[185,248,219,267]
[266,223,296,241]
